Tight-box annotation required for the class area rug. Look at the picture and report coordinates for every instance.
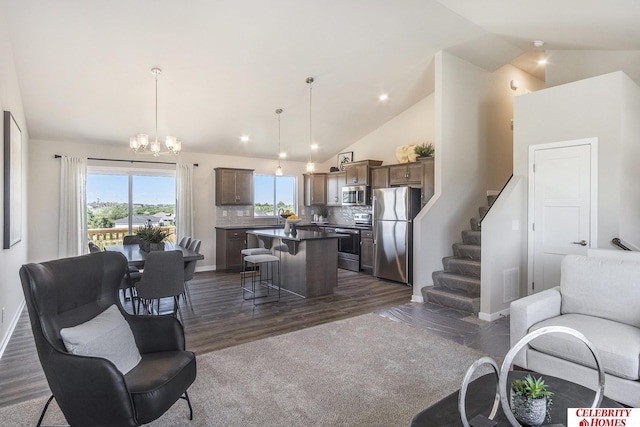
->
[0,313,488,426]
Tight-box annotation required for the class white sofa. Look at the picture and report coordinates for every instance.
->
[510,249,640,407]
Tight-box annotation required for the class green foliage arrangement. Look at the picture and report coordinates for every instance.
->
[511,374,553,424]
[135,225,172,243]
[511,374,553,399]
[414,142,434,158]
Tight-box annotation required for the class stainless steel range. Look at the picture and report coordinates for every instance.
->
[333,213,372,272]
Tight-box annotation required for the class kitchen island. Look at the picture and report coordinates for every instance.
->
[246,228,346,297]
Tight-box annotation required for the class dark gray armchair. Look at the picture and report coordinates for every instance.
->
[20,251,196,426]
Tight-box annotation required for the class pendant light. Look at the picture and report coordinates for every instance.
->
[305,77,315,173]
[275,108,284,176]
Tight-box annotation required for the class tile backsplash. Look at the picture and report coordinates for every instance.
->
[215,205,372,226]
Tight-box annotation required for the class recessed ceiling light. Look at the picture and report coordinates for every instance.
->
[378,93,389,101]
[240,135,250,142]
[538,58,548,65]
[533,40,545,48]
[311,143,318,150]
[279,152,287,159]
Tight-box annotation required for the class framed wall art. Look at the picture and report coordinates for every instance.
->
[4,111,22,248]
[337,151,353,171]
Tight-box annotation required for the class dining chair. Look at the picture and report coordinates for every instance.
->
[123,235,142,245]
[135,250,186,323]
[182,239,201,310]
[88,242,101,253]
[178,236,191,248]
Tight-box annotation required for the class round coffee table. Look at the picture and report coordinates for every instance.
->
[410,371,622,426]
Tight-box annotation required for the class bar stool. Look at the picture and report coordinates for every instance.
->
[240,247,272,286]
[241,254,280,305]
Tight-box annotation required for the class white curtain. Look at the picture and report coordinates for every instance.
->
[58,156,88,257]
[176,163,194,242]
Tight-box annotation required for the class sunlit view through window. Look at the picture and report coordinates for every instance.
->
[86,169,176,247]
[254,175,296,216]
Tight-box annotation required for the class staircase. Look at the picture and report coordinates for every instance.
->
[422,194,497,315]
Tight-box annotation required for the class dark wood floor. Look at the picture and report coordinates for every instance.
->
[0,268,509,409]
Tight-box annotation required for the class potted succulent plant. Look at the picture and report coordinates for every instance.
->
[414,142,434,159]
[135,224,171,252]
[510,374,553,426]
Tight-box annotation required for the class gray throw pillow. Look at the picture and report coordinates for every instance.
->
[60,305,141,374]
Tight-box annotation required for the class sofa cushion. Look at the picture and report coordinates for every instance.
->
[529,313,640,380]
[560,255,640,328]
[60,304,141,374]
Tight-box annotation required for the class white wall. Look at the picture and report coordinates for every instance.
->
[318,94,435,171]
[0,4,29,355]
[486,65,544,190]
[479,176,527,320]
[413,51,491,297]
[546,50,640,89]
[514,72,640,252]
[619,76,640,247]
[28,139,308,269]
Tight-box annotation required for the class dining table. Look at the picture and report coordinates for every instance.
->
[105,242,204,268]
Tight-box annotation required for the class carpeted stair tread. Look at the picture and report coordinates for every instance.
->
[478,206,489,218]
[487,194,498,206]
[470,217,481,231]
[432,271,480,294]
[452,243,481,260]
[442,256,481,278]
[461,230,481,246]
[422,286,480,315]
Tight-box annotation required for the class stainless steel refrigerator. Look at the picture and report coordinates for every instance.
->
[373,187,422,285]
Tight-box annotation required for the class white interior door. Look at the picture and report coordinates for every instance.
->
[532,143,593,293]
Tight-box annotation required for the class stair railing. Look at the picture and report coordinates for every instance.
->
[611,238,632,251]
[478,175,513,226]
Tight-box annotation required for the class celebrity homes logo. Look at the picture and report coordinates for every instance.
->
[567,408,639,426]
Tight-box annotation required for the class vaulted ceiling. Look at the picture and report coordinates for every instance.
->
[3,0,639,162]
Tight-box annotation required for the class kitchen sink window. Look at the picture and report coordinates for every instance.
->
[254,174,296,217]
[86,166,176,247]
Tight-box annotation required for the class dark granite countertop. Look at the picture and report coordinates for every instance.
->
[215,224,283,230]
[246,228,349,241]
[215,222,371,231]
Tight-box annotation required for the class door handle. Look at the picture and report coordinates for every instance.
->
[571,240,588,246]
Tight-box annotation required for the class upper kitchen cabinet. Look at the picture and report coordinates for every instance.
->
[303,173,327,206]
[326,171,346,206]
[371,166,389,189]
[344,160,383,186]
[389,162,422,186]
[215,167,254,205]
[420,157,435,206]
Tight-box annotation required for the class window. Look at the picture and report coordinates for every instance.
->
[87,167,176,246]
[254,175,296,217]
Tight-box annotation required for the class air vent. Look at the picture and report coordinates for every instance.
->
[503,268,520,303]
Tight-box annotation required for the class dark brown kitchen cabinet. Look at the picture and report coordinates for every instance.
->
[326,171,346,206]
[389,162,422,185]
[303,173,327,206]
[420,157,435,206]
[371,166,389,189]
[215,168,254,205]
[360,230,374,273]
[215,228,248,271]
[343,160,383,186]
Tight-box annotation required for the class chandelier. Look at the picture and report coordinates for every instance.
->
[305,77,315,172]
[129,68,182,157]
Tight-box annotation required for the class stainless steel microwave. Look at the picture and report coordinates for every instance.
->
[341,185,370,206]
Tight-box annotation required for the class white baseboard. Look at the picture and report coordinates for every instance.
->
[478,307,510,322]
[411,294,424,303]
[195,265,216,272]
[0,299,25,360]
